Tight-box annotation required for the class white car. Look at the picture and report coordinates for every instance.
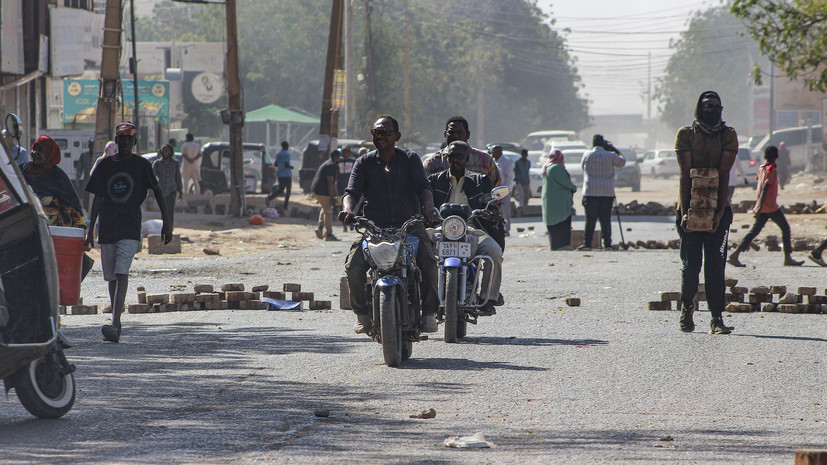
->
[640,149,680,178]
[560,148,587,186]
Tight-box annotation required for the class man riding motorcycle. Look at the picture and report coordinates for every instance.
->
[338,115,440,334]
[428,141,505,316]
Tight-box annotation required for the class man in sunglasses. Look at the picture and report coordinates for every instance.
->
[423,115,501,188]
[338,115,440,334]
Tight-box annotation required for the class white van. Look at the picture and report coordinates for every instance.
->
[752,125,822,171]
[523,130,579,161]
[39,129,94,180]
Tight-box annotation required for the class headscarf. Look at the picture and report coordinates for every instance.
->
[104,141,117,157]
[542,149,564,176]
[21,136,83,215]
[25,136,61,178]
[693,90,725,134]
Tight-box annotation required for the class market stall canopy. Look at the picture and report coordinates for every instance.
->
[243,104,319,152]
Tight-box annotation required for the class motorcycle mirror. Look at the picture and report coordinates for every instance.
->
[490,185,509,200]
[4,113,21,140]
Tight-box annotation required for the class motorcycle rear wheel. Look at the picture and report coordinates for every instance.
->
[379,287,402,367]
[15,356,76,419]
[444,267,459,343]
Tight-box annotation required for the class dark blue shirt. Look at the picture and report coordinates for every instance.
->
[345,148,431,228]
[514,157,531,185]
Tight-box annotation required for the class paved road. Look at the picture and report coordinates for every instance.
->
[1,217,824,464]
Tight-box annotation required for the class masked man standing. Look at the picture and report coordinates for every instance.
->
[675,91,737,335]
[338,116,440,334]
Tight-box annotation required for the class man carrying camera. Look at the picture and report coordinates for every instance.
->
[578,134,626,250]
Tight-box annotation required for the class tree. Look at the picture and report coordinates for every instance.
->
[731,0,827,92]
[654,5,764,132]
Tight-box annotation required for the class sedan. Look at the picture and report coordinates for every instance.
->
[503,151,543,203]
[640,149,680,178]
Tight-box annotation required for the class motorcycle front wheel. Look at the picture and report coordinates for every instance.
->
[444,267,459,343]
[379,287,402,367]
[16,356,76,419]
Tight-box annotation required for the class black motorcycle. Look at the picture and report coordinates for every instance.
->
[0,114,76,418]
[348,216,427,367]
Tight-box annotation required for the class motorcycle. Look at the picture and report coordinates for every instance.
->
[348,215,427,367]
[0,113,76,418]
[429,186,509,343]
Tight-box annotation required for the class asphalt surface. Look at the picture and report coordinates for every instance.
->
[1,215,824,464]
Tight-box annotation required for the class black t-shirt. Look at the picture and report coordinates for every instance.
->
[85,154,158,243]
[310,159,338,196]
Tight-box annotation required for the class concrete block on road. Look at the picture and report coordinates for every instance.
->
[251,285,269,292]
[750,286,771,295]
[283,283,302,292]
[147,234,181,255]
[172,293,196,303]
[195,293,220,303]
[263,291,286,300]
[798,286,817,296]
[648,301,670,310]
[194,284,214,293]
[340,276,351,310]
[660,291,680,302]
[309,300,332,310]
[778,304,801,313]
[158,303,180,312]
[770,285,787,295]
[221,283,244,292]
[146,294,170,305]
[292,292,314,301]
[127,304,151,314]
[726,303,753,313]
[724,277,738,287]
[566,297,581,307]
[749,293,773,304]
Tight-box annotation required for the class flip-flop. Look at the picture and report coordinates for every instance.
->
[102,324,120,343]
[727,258,746,268]
[808,253,827,267]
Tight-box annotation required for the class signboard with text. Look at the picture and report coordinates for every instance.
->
[63,79,169,125]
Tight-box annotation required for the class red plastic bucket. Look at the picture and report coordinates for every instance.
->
[49,226,85,306]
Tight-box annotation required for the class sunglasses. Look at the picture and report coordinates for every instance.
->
[370,128,394,138]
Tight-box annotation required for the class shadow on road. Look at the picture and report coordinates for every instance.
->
[400,357,547,372]
[470,336,609,347]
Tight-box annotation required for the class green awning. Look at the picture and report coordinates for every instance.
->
[245,104,319,125]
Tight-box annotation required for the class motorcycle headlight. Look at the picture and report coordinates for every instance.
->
[367,241,401,270]
[442,216,466,240]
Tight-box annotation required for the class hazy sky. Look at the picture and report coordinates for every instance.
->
[538,0,716,117]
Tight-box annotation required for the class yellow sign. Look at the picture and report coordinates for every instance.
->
[333,69,346,111]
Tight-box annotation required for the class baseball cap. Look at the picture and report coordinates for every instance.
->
[115,122,137,137]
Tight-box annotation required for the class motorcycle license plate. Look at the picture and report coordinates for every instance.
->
[439,242,471,258]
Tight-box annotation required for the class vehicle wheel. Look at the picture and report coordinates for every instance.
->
[15,356,76,419]
[379,287,402,367]
[201,188,215,196]
[443,267,459,343]
[631,178,641,192]
[650,168,657,178]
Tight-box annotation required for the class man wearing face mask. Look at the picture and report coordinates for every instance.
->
[674,91,738,335]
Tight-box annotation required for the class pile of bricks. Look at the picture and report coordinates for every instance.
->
[62,298,99,315]
[648,278,827,314]
[124,283,331,314]
[732,199,826,215]
[685,168,718,232]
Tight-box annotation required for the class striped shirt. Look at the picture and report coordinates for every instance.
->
[581,146,626,197]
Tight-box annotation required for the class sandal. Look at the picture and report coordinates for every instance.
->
[102,324,120,343]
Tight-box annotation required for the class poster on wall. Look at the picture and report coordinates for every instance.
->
[63,79,169,125]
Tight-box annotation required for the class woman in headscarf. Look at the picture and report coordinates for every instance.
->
[21,135,86,228]
[541,149,577,250]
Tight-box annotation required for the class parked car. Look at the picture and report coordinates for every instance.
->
[486,142,525,154]
[640,149,680,178]
[614,147,641,192]
[737,145,759,182]
[199,142,275,195]
[752,124,823,171]
[560,149,586,186]
[537,141,588,165]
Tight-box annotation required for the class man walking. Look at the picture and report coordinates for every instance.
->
[514,149,532,211]
[338,115,440,334]
[152,144,183,229]
[85,122,172,343]
[578,134,625,250]
[675,91,737,335]
[727,146,804,267]
[180,133,201,195]
[336,146,356,232]
[490,145,514,235]
[311,149,340,241]
[266,141,294,210]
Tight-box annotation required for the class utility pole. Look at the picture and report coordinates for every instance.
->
[363,0,378,117]
[402,0,410,136]
[225,0,245,217]
[319,0,344,156]
[344,0,355,138]
[93,0,123,158]
[129,0,140,145]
